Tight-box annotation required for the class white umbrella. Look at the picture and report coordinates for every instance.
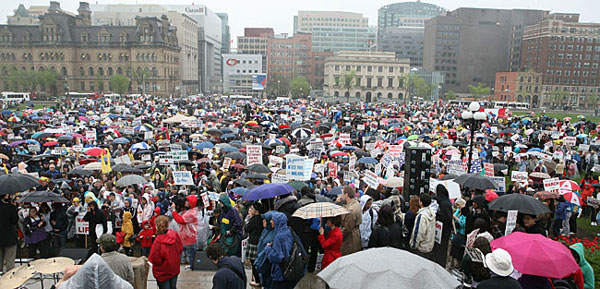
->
[117,175,148,187]
[83,162,102,171]
[318,247,460,289]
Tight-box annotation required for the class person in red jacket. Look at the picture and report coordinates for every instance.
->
[137,221,155,257]
[149,215,183,289]
[317,215,343,270]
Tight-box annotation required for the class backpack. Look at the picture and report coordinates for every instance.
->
[552,278,577,289]
[279,227,309,281]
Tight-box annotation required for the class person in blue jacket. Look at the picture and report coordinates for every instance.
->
[263,211,295,289]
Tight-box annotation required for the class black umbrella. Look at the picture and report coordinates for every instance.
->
[488,194,550,216]
[17,191,69,203]
[225,152,246,160]
[247,163,270,174]
[440,174,459,180]
[112,163,134,173]
[453,174,496,190]
[493,163,509,172]
[206,128,223,136]
[0,173,40,195]
[67,168,93,177]
[233,178,254,188]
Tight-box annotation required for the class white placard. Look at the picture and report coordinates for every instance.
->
[434,221,443,244]
[144,131,153,140]
[339,133,351,145]
[543,177,560,194]
[563,136,576,147]
[173,171,194,185]
[268,155,283,168]
[85,130,97,141]
[142,154,151,161]
[505,210,518,236]
[124,127,134,135]
[271,173,288,183]
[103,118,113,126]
[223,157,232,169]
[466,228,480,248]
[246,145,263,166]
[157,140,170,148]
[286,156,313,181]
[363,170,379,189]
[75,212,89,235]
[490,176,506,193]
[168,150,189,161]
[511,171,528,185]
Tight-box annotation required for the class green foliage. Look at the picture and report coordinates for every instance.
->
[5,69,58,96]
[342,70,357,101]
[399,74,433,100]
[585,94,598,107]
[551,89,570,104]
[468,82,491,98]
[290,76,311,98]
[446,90,457,100]
[109,74,130,95]
[266,74,290,97]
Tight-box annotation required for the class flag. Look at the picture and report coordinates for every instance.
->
[101,149,112,174]
[165,128,170,140]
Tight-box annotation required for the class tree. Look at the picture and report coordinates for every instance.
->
[399,74,432,101]
[266,74,290,97]
[130,66,150,95]
[446,90,457,100]
[468,83,491,99]
[342,70,357,102]
[290,77,311,99]
[109,74,130,95]
[585,93,598,109]
[37,70,58,97]
[551,89,569,107]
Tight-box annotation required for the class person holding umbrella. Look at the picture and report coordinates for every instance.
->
[0,193,18,272]
[317,215,342,271]
[478,248,522,289]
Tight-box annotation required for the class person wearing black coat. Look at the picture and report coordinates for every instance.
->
[83,201,107,260]
[50,203,69,250]
[433,185,453,268]
[243,203,264,286]
[368,205,403,249]
[0,194,18,272]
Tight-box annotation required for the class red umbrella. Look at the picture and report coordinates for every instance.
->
[485,189,499,202]
[197,158,212,163]
[79,158,98,165]
[278,137,291,146]
[559,180,581,191]
[534,191,559,199]
[330,151,348,157]
[231,163,246,169]
[279,124,290,130]
[86,147,105,156]
[43,141,59,147]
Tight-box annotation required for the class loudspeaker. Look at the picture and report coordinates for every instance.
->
[192,250,218,271]
[403,147,432,201]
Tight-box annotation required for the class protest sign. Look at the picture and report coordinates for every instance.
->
[124,127,134,135]
[339,133,351,145]
[144,131,153,140]
[275,146,286,154]
[434,221,443,244]
[286,156,313,181]
[142,154,151,161]
[271,173,288,183]
[75,213,89,235]
[448,159,467,176]
[157,140,170,148]
[168,150,188,161]
[466,228,480,248]
[387,145,403,156]
[314,163,325,175]
[511,171,528,185]
[579,144,590,152]
[349,156,356,170]
[173,171,194,185]
[28,143,40,153]
[85,130,97,141]
[223,158,232,169]
[490,176,506,193]
[505,210,518,236]
[158,155,173,165]
[484,162,494,177]
[563,136,576,147]
[328,162,338,178]
[543,177,560,194]
[246,145,263,166]
[268,155,283,168]
[363,170,379,189]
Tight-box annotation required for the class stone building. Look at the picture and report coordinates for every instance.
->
[323,51,410,102]
[0,2,181,97]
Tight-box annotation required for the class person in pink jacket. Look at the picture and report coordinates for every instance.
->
[171,195,198,270]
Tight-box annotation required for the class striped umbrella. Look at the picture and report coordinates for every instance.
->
[560,190,582,206]
[292,202,349,219]
[559,180,581,191]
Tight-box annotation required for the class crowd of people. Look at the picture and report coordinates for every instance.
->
[0,95,597,289]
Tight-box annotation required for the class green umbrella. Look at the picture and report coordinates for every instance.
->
[407,135,419,140]
[288,181,308,191]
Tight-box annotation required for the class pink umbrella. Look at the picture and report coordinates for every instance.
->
[78,116,88,121]
[559,180,581,191]
[490,232,579,279]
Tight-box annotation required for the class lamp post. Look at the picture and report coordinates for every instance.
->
[461,101,487,173]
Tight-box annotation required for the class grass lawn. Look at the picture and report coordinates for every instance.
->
[513,111,600,123]
[574,217,600,288]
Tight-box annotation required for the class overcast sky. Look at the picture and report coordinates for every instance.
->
[2,0,599,48]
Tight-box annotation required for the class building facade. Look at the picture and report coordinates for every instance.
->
[0,2,181,96]
[216,13,230,54]
[267,33,314,87]
[377,2,445,67]
[423,8,548,93]
[493,70,542,107]
[520,14,600,109]
[90,4,198,96]
[237,28,274,74]
[323,51,410,102]
[293,11,376,52]
[222,54,262,96]
[7,3,68,25]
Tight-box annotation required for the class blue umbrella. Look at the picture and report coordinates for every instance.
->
[527,148,542,153]
[324,186,344,198]
[231,187,248,196]
[196,141,214,149]
[221,133,235,139]
[243,183,295,201]
[131,142,151,150]
[340,146,356,150]
[220,128,233,134]
[358,157,378,164]
[264,139,283,147]
[221,146,239,153]
[113,137,130,145]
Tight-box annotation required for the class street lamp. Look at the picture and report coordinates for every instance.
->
[461,101,487,173]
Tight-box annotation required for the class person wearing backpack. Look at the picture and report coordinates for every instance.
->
[207,242,247,289]
[263,211,297,289]
[359,195,378,248]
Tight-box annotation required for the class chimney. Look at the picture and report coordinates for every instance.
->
[77,2,91,25]
[161,15,169,40]
[48,1,61,12]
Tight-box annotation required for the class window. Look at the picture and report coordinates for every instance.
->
[367,66,372,72]
[80,82,85,91]
[356,66,361,72]
[389,67,393,73]
[108,67,113,76]
[377,78,383,87]
[89,67,94,76]
[98,67,104,76]
[334,65,339,71]
[90,82,95,91]
[81,32,88,43]
[366,78,372,88]
[388,77,394,88]
[378,66,383,73]
[61,67,67,76]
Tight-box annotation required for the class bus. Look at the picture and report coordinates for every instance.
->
[448,99,491,108]
[493,101,530,110]
[65,92,102,99]
[0,92,30,103]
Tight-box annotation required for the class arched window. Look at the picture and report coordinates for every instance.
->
[61,67,67,76]
[388,92,393,98]
[333,91,339,97]
[39,66,45,71]
[355,92,361,98]
[1,67,7,75]
[377,92,382,98]
[98,67,104,76]
[117,67,122,75]
[398,93,404,98]
[79,67,84,76]
[152,67,158,77]
[344,91,349,98]
[108,67,113,76]
[89,67,94,76]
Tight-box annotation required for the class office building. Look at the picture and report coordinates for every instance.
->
[323,51,410,102]
[217,13,230,54]
[377,2,445,67]
[0,2,181,96]
[293,11,375,52]
[493,70,543,107]
[267,33,314,87]
[222,54,262,96]
[237,28,273,73]
[423,8,548,93]
[520,13,600,109]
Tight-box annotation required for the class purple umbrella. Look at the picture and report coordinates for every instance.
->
[243,183,295,201]
[10,140,27,147]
